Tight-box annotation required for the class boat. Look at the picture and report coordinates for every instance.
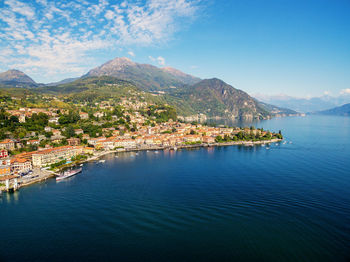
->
[99,160,106,163]
[154,150,159,154]
[56,168,82,181]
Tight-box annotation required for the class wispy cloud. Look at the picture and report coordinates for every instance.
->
[127,51,135,57]
[149,55,166,66]
[0,0,201,81]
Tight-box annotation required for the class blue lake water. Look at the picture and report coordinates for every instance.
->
[1,115,350,261]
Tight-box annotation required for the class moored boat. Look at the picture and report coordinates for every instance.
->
[56,168,82,181]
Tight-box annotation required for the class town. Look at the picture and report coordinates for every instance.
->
[0,93,282,192]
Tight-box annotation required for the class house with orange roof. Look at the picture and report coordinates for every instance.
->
[202,136,215,144]
[0,139,15,151]
[184,135,202,143]
[0,165,11,176]
[11,157,32,174]
[32,146,83,167]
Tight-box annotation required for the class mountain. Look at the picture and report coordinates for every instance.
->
[84,57,200,91]
[0,69,37,87]
[315,103,350,116]
[161,67,200,85]
[258,101,299,116]
[166,78,272,120]
[254,93,350,113]
[46,77,79,86]
[0,58,297,120]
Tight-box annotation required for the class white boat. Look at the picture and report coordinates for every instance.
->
[154,151,159,154]
[115,155,119,158]
[56,168,82,181]
[99,159,106,163]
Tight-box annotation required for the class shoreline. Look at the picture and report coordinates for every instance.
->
[1,138,281,193]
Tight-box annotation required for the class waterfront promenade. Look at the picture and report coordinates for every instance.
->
[0,138,281,193]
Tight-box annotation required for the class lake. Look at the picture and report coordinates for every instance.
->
[1,115,350,261]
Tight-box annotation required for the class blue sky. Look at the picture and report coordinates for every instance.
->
[0,0,349,97]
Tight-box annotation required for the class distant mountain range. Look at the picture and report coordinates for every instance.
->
[314,103,350,116]
[254,93,350,113]
[0,57,298,119]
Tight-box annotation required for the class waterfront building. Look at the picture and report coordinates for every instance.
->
[83,147,95,154]
[114,139,137,149]
[31,146,83,167]
[202,136,215,144]
[184,135,202,143]
[11,158,32,174]
[0,165,11,176]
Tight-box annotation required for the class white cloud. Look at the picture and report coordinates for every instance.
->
[104,10,115,20]
[0,0,201,82]
[157,56,165,66]
[148,55,165,66]
[340,89,350,95]
[5,0,36,20]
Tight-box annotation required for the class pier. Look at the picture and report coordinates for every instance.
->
[0,175,19,192]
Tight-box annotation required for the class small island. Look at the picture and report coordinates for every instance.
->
[0,91,282,193]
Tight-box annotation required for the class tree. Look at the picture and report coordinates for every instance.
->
[64,126,75,138]
[45,131,53,138]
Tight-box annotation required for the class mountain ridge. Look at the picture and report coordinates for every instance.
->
[0,69,37,87]
[1,57,298,119]
[84,57,200,90]
[315,103,350,116]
